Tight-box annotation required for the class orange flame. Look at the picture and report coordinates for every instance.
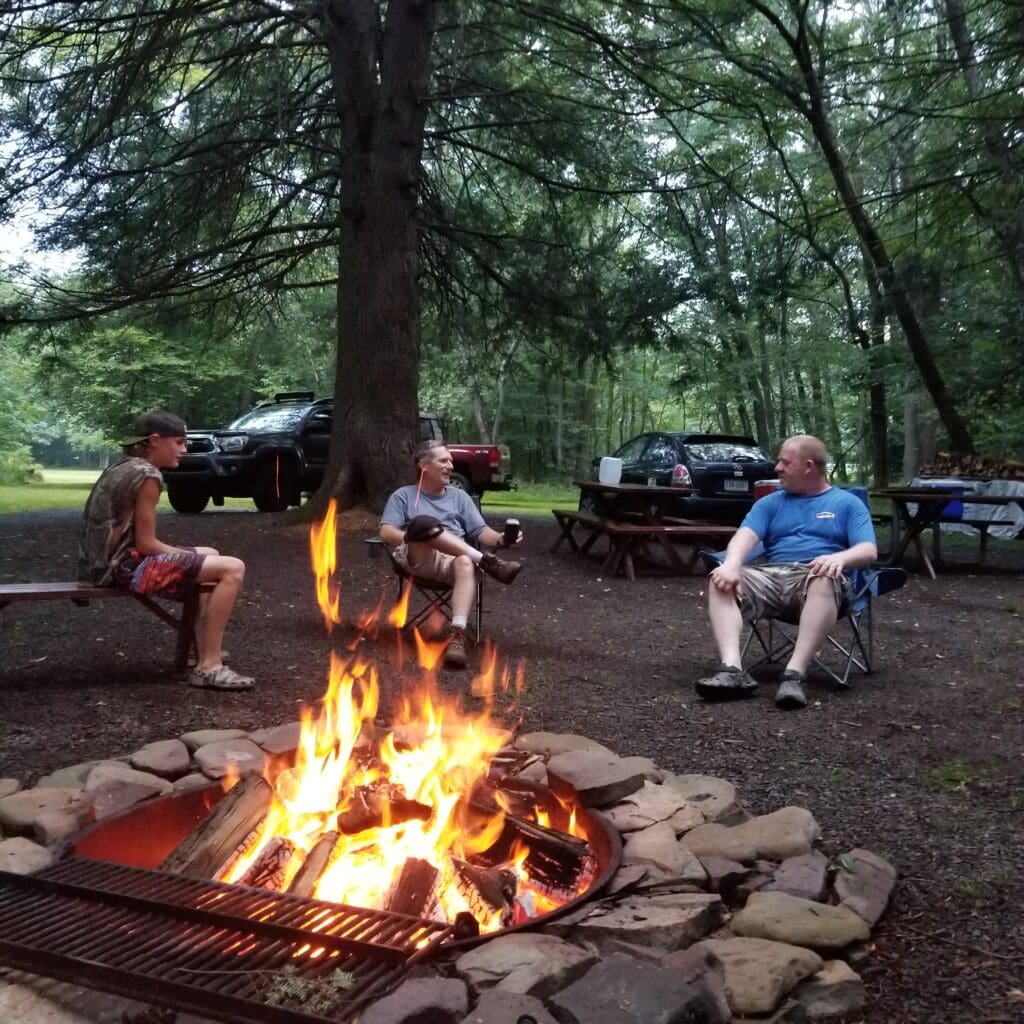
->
[388,578,411,629]
[309,498,341,630]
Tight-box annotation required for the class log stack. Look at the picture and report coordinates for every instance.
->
[920,452,1024,480]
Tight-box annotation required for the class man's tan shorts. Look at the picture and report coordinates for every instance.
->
[736,563,852,622]
[392,542,456,583]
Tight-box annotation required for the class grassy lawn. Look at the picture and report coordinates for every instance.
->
[0,470,575,517]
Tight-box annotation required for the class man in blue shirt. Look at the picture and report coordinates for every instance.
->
[696,435,877,709]
[380,440,522,669]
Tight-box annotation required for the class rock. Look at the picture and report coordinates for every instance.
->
[607,863,649,894]
[173,772,214,793]
[692,937,822,1016]
[86,763,173,793]
[34,809,85,845]
[680,823,757,863]
[568,892,722,953]
[35,761,122,789]
[731,892,870,950]
[515,759,549,784]
[0,788,93,836]
[0,969,160,1023]
[622,821,708,883]
[248,721,302,756]
[0,779,21,799]
[514,732,614,757]
[546,748,647,807]
[192,738,268,779]
[129,739,191,779]
[659,774,738,822]
[730,807,820,860]
[0,836,56,874]
[765,851,829,902]
[833,848,897,926]
[179,728,248,752]
[605,781,706,834]
[360,977,468,1024]
[619,755,668,783]
[455,933,597,999]
[659,944,731,1023]
[462,989,561,1024]
[732,998,809,1022]
[794,959,865,1018]
[548,952,725,1024]
[699,855,751,899]
[85,764,173,821]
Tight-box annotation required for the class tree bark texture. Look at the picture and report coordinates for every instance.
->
[317,0,440,514]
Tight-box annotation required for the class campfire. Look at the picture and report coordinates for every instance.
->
[165,500,598,936]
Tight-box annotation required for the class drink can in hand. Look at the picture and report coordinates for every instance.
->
[502,518,520,547]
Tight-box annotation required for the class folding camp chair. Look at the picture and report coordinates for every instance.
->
[703,487,908,687]
[365,537,484,641]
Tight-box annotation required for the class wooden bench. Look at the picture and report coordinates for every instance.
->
[0,581,214,672]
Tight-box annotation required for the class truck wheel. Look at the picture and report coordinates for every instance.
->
[252,463,293,513]
[167,487,209,514]
[449,471,474,494]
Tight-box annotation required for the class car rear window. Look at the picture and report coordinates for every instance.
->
[683,441,769,462]
[229,405,311,431]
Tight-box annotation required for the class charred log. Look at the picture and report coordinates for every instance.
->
[238,835,298,891]
[385,857,439,918]
[286,831,340,897]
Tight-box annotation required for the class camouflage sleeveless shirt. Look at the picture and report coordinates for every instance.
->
[78,456,163,585]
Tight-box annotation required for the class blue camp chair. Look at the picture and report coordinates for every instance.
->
[703,487,908,687]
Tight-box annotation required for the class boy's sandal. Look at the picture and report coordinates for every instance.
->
[188,665,254,691]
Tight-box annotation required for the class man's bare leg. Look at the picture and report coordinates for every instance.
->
[785,576,840,676]
[194,553,246,673]
[708,585,746,667]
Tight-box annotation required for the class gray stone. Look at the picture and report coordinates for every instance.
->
[248,721,302,756]
[462,988,560,1024]
[515,759,549,785]
[548,952,723,1024]
[607,863,649,894]
[35,762,120,789]
[179,728,248,752]
[569,892,722,953]
[730,807,820,860]
[360,977,468,1024]
[455,932,597,999]
[606,781,706,834]
[731,892,870,950]
[0,969,160,1023]
[693,937,823,1016]
[833,848,897,926]
[85,763,174,794]
[129,738,191,779]
[0,779,20,799]
[514,732,614,757]
[193,738,268,779]
[546,748,647,807]
[794,959,865,1018]
[680,823,757,863]
[699,856,751,899]
[659,945,731,1024]
[619,755,669,783]
[732,998,809,1023]
[623,821,709,883]
[173,772,215,793]
[765,851,829,902]
[659,774,738,822]
[0,788,93,836]
[0,837,56,875]
[33,809,84,845]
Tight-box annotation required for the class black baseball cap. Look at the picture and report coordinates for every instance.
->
[119,410,187,446]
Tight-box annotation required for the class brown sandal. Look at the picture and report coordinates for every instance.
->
[187,665,254,691]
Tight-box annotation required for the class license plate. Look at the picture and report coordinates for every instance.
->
[723,479,749,492]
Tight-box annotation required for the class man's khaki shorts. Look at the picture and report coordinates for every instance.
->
[392,542,456,583]
[736,563,852,622]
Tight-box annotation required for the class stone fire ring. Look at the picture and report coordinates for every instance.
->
[0,725,896,1024]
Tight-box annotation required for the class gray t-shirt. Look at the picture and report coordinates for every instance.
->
[78,456,163,585]
[380,485,486,544]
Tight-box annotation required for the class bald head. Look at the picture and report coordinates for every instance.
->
[776,435,830,494]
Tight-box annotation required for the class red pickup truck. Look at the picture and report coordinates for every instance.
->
[163,394,513,513]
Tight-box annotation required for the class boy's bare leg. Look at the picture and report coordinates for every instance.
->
[194,553,246,672]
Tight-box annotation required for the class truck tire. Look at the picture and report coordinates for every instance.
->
[252,461,293,513]
[449,471,474,495]
[167,486,209,514]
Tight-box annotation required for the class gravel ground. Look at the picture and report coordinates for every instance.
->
[1,507,1022,1024]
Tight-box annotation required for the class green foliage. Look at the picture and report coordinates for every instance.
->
[257,965,355,1016]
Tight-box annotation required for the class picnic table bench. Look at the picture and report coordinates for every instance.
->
[551,509,736,581]
[0,581,213,671]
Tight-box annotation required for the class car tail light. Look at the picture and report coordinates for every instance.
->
[671,463,692,487]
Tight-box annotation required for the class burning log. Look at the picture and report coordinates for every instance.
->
[385,857,439,918]
[286,831,340,898]
[451,857,517,926]
[336,783,432,835]
[161,775,272,879]
[237,835,298,891]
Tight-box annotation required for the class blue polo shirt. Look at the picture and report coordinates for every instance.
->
[741,487,875,564]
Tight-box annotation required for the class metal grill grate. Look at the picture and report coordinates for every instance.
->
[0,858,454,1024]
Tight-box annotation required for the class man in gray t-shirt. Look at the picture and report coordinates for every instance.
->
[379,440,523,668]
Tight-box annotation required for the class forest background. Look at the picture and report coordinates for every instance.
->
[1,0,1022,503]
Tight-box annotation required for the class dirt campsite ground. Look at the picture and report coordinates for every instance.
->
[1,506,1022,1024]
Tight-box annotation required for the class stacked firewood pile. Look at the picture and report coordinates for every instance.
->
[919,452,1024,480]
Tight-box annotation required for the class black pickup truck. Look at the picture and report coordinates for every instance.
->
[163,392,513,513]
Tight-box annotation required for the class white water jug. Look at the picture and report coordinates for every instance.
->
[598,456,623,485]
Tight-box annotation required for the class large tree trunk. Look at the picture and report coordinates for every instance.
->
[313,0,439,515]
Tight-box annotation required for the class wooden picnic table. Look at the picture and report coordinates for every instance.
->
[551,481,736,580]
[870,487,1024,579]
